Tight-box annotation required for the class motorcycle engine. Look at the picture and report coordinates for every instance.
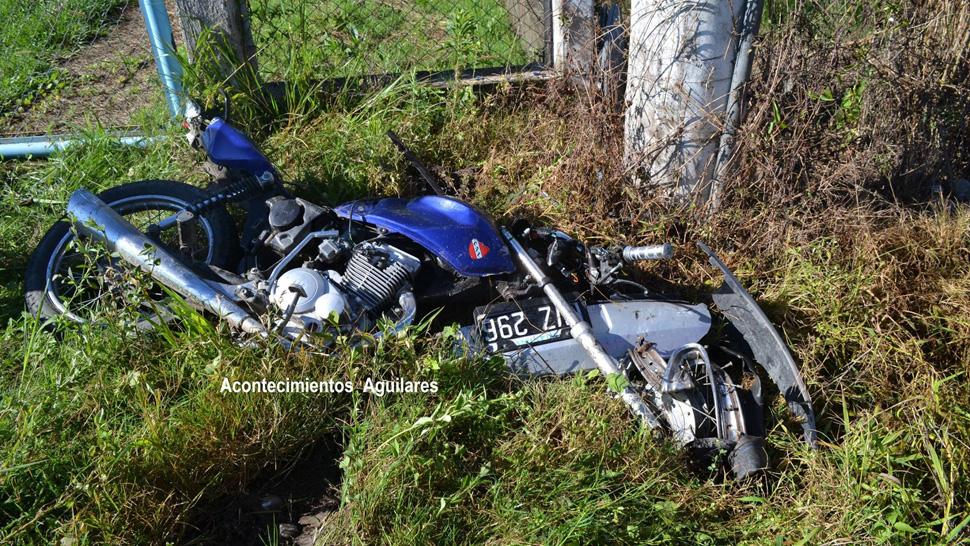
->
[272,268,346,332]
[271,242,421,334]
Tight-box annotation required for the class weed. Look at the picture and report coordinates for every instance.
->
[249,0,530,81]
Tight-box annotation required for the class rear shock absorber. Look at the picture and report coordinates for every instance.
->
[154,172,274,232]
[188,171,273,216]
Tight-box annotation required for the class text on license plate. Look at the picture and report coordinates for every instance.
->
[474,298,583,353]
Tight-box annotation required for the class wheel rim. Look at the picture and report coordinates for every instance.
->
[45,194,217,322]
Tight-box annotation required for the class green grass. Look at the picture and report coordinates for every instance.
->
[0,0,127,118]
[1,0,968,543]
[249,0,535,81]
[1,80,967,544]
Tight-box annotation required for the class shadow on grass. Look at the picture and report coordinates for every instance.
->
[184,435,343,545]
[0,245,28,322]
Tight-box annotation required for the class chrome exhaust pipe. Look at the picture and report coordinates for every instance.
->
[67,189,266,335]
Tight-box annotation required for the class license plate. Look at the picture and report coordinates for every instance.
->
[474,297,584,352]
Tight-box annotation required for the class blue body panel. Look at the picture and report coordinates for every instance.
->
[334,196,516,277]
[202,118,275,176]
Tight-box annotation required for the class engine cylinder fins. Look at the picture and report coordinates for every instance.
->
[342,250,412,311]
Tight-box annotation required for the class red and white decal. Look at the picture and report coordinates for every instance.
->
[468,238,490,260]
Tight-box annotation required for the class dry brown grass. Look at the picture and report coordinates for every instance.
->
[414,3,970,538]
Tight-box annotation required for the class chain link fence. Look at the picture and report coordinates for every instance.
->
[1,0,558,152]
[248,0,550,82]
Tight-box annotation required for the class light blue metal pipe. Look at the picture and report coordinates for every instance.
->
[709,0,765,207]
[139,0,184,118]
[0,134,161,159]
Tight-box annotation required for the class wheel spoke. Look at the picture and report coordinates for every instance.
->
[45,198,214,321]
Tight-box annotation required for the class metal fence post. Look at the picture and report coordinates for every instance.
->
[710,0,765,209]
[139,0,184,119]
[551,0,595,78]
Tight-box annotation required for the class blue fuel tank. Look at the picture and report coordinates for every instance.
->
[333,196,516,277]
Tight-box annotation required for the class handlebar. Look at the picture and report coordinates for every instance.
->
[622,243,674,262]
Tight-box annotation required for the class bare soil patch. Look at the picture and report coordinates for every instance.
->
[1,2,170,136]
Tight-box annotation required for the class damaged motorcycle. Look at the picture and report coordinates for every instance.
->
[25,99,817,479]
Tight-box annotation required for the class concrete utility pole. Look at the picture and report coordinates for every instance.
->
[173,0,258,77]
[623,0,753,207]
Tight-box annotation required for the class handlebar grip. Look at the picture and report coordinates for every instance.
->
[622,243,674,262]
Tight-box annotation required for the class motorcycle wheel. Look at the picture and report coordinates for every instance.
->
[24,180,238,324]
